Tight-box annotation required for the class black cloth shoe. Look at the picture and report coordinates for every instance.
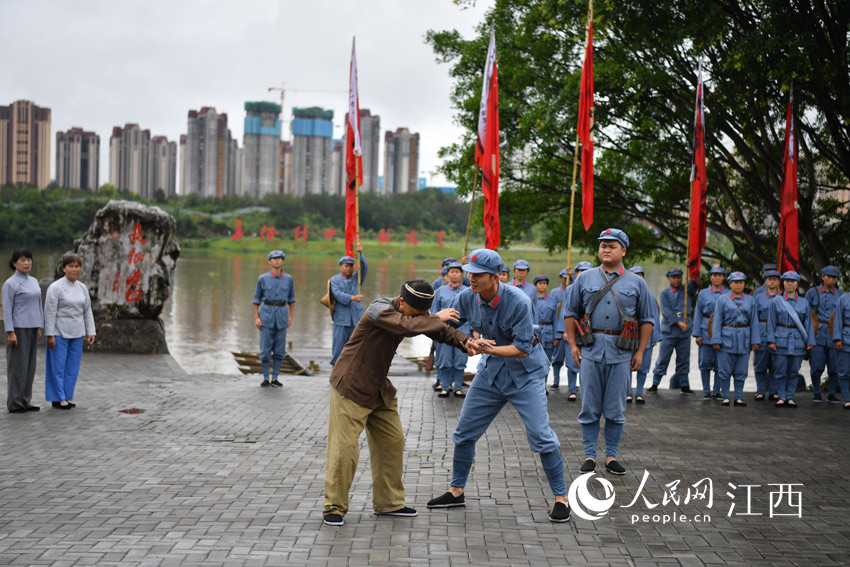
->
[427,491,465,508]
[580,459,596,473]
[568,394,577,402]
[843,403,850,410]
[323,513,344,526]
[376,506,417,517]
[605,460,626,475]
[438,389,450,398]
[721,399,731,406]
[54,403,71,410]
[8,408,27,413]
[454,390,465,398]
[550,383,560,389]
[26,405,40,411]
[626,396,632,403]
[786,400,798,408]
[635,397,645,404]
[549,502,571,523]
[813,394,822,403]
[703,392,713,400]
[734,400,747,407]
[647,385,658,392]
[827,394,840,404]
[754,394,765,402]
[270,379,283,387]
[769,393,779,400]
[712,392,722,399]
[260,380,270,387]
[66,402,75,408]
[432,381,442,391]
[681,387,694,394]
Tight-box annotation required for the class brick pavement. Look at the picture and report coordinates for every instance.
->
[0,351,848,566]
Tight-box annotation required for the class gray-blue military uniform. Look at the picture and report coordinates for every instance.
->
[709,276,760,402]
[766,273,816,402]
[805,265,843,400]
[692,278,728,396]
[554,262,593,395]
[629,273,661,398]
[831,293,850,405]
[537,291,556,361]
[431,270,470,393]
[564,254,654,461]
[330,254,368,366]
[651,269,695,391]
[253,258,296,379]
[447,249,566,497]
[753,269,781,398]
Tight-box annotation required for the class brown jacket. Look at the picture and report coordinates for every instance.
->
[330,296,469,409]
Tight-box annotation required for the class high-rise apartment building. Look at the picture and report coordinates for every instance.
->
[341,109,380,193]
[242,101,281,199]
[383,128,420,195]
[280,141,292,194]
[109,124,151,196]
[181,107,239,197]
[290,107,334,196]
[56,127,99,191]
[0,100,51,188]
[150,136,178,197]
[330,139,345,197]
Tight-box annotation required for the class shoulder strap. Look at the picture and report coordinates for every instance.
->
[583,269,620,316]
[723,294,749,322]
[779,298,808,342]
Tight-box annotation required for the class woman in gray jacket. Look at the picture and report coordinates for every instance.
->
[43,255,95,409]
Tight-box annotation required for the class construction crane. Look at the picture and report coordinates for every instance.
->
[267,83,346,138]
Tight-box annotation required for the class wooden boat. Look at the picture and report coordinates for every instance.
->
[231,351,319,376]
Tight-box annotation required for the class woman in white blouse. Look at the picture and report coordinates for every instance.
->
[43,255,96,409]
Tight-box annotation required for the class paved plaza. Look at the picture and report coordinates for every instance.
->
[1,349,848,566]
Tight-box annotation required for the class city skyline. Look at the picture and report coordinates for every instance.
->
[0,1,492,191]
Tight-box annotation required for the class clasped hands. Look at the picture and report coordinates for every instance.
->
[434,307,496,356]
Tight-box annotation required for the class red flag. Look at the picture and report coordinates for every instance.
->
[777,86,799,273]
[344,37,363,257]
[687,64,708,286]
[577,11,594,231]
[477,30,500,250]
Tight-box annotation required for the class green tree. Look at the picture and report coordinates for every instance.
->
[427,0,850,284]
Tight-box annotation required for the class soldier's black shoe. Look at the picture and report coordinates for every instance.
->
[549,502,571,522]
[681,387,694,394]
[427,492,465,508]
[580,459,596,473]
[323,513,344,526]
[605,460,626,475]
[828,394,840,404]
[270,379,283,387]
[375,506,417,517]
[647,385,658,392]
[260,380,270,387]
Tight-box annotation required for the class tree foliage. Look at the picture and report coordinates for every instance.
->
[427,0,850,284]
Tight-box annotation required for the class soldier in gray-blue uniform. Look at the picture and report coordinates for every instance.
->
[831,292,850,409]
[805,265,843,402]
[556,261,593,399]
[648,268,696,394]
[432,262,470,397]
[709,272,760,406]
[498,264,510,283]
[330,246,367,366]
[751,264,778,296]
[549,268,570,390]
[427,248,571,523]
[433,257,457,291]
[692,267,728,399]
[511,259,536,302]
[753,268,781,400]
[534,274,555,360]
[766,271,815,407]
[626,266,661,404]
[253,250,296,387]
[564,229,654,476]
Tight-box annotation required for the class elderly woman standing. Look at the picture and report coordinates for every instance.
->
[43,255,96,410]
[3,249,44,413]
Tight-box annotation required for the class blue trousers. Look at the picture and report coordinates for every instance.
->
[451,370,566,496]
[836,349,850,403]
[557,352,580,394]
[435,341,468,391]
[578,357,629,459]
[774,353,804,401]
[753,347,776,396]
[809,345,838,395]
[331,324,354,366]
[629,346,654,397]
[652,336,690,389]
[697,343,718,394]
[45,336,83,402]
[260,323,287,379]
[716,350,751,400]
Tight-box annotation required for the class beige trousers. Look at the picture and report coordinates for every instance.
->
[323,387,406,515]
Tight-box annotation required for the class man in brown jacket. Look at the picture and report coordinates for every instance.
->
[322,280,474,526]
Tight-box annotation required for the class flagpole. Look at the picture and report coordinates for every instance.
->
[463,167,481,258]
[355,158,361,295]
[684,200,691,326]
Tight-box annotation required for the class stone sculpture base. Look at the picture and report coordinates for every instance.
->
[88,318,169,354]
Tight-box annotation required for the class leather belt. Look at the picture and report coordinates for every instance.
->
[759,319,767,323]
[532,337,540,346]
[723,324,748,328]
[675,312,684,317]
[777,323,797,328]
[818,320,829,325]
[592,329,620,335]
[539,321,553,325]
[264,302,288,306]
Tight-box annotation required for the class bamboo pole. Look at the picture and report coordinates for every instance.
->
[355,158,361,295]
[463,167,481,258]
[566,131,581,271]
[684,200,692,326]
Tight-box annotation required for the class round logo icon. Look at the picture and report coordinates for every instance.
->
[567,472,616,521]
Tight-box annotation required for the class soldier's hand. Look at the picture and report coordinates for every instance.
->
[676,322,688,332]
[695,336,703,346]
[836,340,844,351]
[47,336,56,349]
[460,256,469,265]
[630,351,644,371]
[553,339,560,348]
[355,242,363,252]
[436,308,460,323]
[713,344,720,351]
[751,344,759,351]
[570,344,581,367]
[768,343,777,351]
[86,335,95,346]
[7,332,17,348]
[255,316,263,330]
[351,294,363,302]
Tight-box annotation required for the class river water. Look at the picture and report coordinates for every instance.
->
[3,248,674,374]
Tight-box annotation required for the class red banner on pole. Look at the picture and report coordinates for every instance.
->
[344,38,363,257]
[578,16,595,231]
[687,64,708,286]
[777,86,799,273]
[476,30,500,250]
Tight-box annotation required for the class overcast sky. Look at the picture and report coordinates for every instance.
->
[0,0,492,190]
